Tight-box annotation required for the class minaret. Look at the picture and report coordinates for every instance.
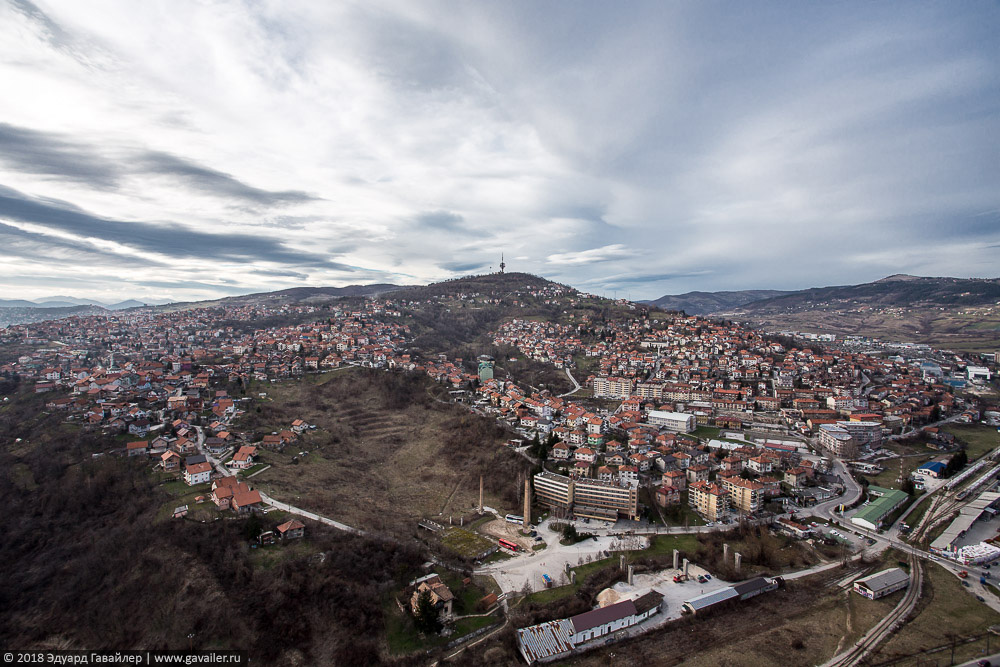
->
[499,253,506,274]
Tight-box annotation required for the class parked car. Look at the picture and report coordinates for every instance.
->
[963,581,971,587]
[977,595,986,602]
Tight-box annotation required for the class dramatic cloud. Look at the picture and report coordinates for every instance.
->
[0,0,997,302]
[547,244,633,266]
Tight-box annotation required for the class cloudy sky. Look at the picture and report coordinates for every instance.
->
[1,1,998,303]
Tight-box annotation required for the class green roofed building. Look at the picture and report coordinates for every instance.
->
[851,485,909,531]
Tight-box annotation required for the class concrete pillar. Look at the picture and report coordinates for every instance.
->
[723,543,730,563]
[449,515,453,525]
[683,558,690,577]
[523,478,532,529]
[570,571,576,584]
[735,552,743,571]
[627,565,634,586]
[620,555,626,571]
[673,549,680,570]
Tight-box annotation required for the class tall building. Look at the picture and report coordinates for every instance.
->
[720,475,763,514]
[534,471,573,513]
[592,376,633,399]
[532,471,638,521]
[574,478,639,521]
[477,355,495,382]
[688,480,728,522]
[836,420,882,448]
[818,423,858,458]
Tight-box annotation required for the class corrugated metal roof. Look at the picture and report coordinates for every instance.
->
[855,568,909,593]
[852,487,908,526]
[570,599,638,633]
[931,491,1000,550]
[733,577,771,597]
[516,619,576,664]
[683,586,738,611]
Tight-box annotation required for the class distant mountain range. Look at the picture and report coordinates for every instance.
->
[646,275,1000,315]
[643,289,794,315]
[0,296,151,310]
[7,274,1000,351]
[645,274,1000,351]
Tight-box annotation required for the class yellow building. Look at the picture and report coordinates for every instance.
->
[688,480,728,521]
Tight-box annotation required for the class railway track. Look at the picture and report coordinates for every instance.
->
[822,553,923,667]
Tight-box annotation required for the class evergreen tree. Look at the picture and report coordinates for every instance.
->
[413,591,442,634]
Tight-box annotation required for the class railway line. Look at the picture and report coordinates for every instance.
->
[823,553,923,667]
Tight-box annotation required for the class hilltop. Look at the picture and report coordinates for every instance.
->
[646,275,1000,351]
[644,289,793,314]
[725,275,1000,351]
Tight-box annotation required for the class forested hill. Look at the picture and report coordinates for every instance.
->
[643,289,792,315]
[729,275,1000,314]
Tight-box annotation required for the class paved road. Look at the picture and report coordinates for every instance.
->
[808,456,865,522]
[558,367,582,398]
[828,516,1000,614]
[259,491,365,535]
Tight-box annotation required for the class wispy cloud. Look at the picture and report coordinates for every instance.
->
[0,1,997,301]
[547,244,633,265]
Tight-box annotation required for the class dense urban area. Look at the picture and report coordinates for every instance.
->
[2,272,999,666]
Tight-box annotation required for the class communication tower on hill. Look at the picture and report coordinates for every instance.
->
[499,253,506,274]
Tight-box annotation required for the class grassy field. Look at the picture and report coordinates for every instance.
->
[383,572,500,655]
[439,527,495,559]
[551,567,890,667]
[242,369,526,535]
[679,583,897,667]
[874,564,1000,664]
[692,425,721,441]
[942,423,1000,461]
[523,556,617,605]
[902,494,933,531]
[153,481,218,522]
[859,455,934,490]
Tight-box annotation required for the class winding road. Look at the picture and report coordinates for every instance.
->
[558,367,582,398]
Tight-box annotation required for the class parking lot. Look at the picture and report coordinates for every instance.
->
[478,517,650,594]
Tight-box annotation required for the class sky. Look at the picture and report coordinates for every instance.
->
[1,0,998,304]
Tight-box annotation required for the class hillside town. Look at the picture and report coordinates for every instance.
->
[1,276,999,666]
[0,279,990,531]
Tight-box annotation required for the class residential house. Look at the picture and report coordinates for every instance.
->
[126,440,148,457]
[184,462,213,486]
[160,450,181,472]
[276,519,305,540]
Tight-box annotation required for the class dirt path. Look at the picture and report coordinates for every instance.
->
[480,518,532,550]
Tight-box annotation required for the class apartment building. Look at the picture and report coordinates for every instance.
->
[574,478,639,521]
[534,471,573,513]
[720,475,763,514]
[688,480,728,521]
[818,423,858,458]
[532,472,638,521]
[836,420,882,448]
[592,376,634,399]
